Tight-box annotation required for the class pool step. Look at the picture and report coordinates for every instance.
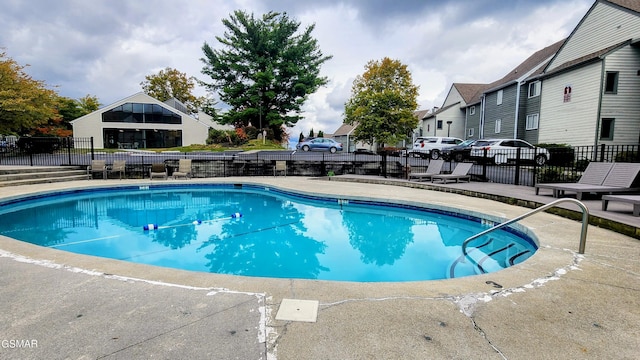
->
[448,239,533,278]
[0,166,90,187]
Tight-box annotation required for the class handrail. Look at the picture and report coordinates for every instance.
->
[462,198,589,257]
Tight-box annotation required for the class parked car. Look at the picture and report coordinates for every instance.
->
[469,139,550,165]
[16,136,62,153]
[409,136,463,159]
[378,147,407,156]
[296,137,343,153]
[354,148,375,155]
[441,139,477,162]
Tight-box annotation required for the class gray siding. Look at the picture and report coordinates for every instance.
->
[549,2,640,71]
[465,104,481,140]
[483,84,518,138]
[520,82,541,144]
[600,46,640,144]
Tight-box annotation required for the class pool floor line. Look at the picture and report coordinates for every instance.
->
[48,235,122,248]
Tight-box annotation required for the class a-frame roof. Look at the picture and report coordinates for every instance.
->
[69,92,210,128]
[333,123,357,136]
[607,0,640,13]
[413,109,430,121]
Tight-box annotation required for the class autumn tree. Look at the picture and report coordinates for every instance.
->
[77,94,100,113]
[42,94,101,136]
[140,67,203,114]
[201,10,332,141]
[344,57,419,147]
[0,51,58,134]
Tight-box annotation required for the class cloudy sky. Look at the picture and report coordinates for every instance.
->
[1,0,594,138]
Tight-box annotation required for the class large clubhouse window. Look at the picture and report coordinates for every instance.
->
[600,118,614,140]
[103,128,183,149]
[102,103,182,124]
[528,81,541,98]
[604,72,618,94]
[526,113,539,130]
[495,119,501,133]
[437,120,443,130]
[497,90,503,105]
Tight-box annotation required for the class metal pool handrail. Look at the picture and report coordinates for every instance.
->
[462,198,590,257]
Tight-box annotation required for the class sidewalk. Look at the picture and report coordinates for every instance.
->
[0,177,639,359]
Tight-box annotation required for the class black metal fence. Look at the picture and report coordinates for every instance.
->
[1,137,638,186]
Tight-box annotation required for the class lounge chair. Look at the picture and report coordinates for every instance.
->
[87,160,107,179]
[273,160,287,176]
[431,162,473,183]
[173,159,192,179]
[535,162,613,197]
[150,163,168,180]
[539,162,640,200]
[408,159,444,181]
[108,160,126,180]
[602,194,640,216]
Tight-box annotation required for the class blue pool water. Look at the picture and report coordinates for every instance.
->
[0,184,537,282]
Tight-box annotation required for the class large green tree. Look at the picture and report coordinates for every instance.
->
[200,10,332,141]
[0,51,58,134]
[344,57,419,146]
[140,67,203,114]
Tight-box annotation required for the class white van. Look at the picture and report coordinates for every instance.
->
[409,136,463,159]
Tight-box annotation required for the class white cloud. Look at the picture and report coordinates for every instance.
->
[0,0,592,138]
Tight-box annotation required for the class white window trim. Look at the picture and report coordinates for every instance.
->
[467,128,474,137]
[495,119,501,133]
[528,81,541,98]
[525,113,539,130]
[470,106,476,115]
[497,90,503,105]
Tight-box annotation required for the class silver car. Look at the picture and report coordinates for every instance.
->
[469,139,550,165]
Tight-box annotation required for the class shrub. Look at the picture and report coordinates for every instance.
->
[536,167,578,183]
[207,128,248,146]
[615,151,639,163]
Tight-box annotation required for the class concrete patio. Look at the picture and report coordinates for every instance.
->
[0,176,638,359]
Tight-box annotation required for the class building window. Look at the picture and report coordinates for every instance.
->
[600,118,614,140]
[563,85,572,103]
[437,120,443,130]
[525,114,539,130]
[102,103,182,124]
[103,128,183,149]
[470,106,476,115]
[497,90,503,105]
[495,119,501,133]
[467,128,474,137]
[528,81,541,98]
[605,72,618,94]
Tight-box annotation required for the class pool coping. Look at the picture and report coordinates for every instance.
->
[1,177,639,359]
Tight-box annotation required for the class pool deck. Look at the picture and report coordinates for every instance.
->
[0,175,639,359]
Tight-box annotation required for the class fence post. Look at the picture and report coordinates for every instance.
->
[514,148,521,185]
[66,137,72,165]
[482,148,488,180]
[90,137,95,161]
[599,143,606,162]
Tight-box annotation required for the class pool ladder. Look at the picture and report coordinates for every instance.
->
[452,198,589,277]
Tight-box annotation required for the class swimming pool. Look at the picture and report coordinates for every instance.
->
[0,183,537,282]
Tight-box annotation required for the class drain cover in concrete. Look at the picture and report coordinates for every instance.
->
[275,299,319,322]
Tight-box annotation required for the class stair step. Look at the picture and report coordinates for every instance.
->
[0,166,91,187]
[0,174,90,187]
[0,166,82,175]
[0,170,88,182]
